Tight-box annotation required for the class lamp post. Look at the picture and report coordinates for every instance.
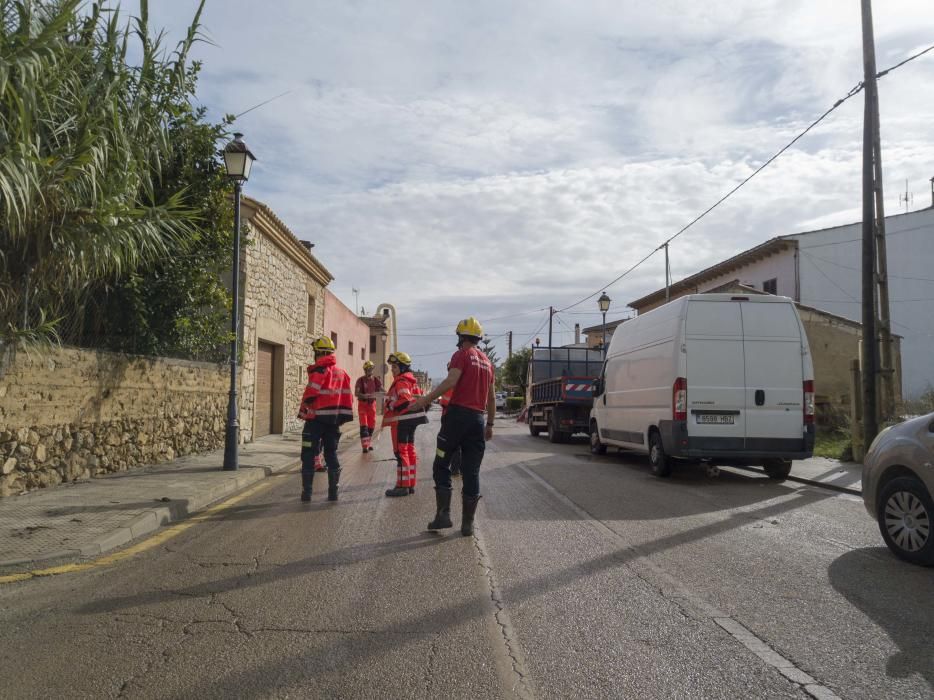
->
[222,133,256,471]
[598,292,611,356]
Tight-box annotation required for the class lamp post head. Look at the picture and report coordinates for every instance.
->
[598,292,611,313]
[223,132,256,181]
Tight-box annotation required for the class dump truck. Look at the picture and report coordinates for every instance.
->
[526,346,605,443]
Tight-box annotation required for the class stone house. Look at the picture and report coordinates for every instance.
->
[239,196,333,440]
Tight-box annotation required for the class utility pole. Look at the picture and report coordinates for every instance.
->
[507,331,513,359]
[548,306,553,349]
[664,242,671,302]
[860,0,881,445]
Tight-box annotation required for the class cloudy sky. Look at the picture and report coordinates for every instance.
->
[152,1,934,378]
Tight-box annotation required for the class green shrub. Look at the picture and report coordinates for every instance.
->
[505,396,524,412]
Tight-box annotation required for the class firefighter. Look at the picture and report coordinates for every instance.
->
[355,360,382,453]
[382,351,428,497]
[412,317,495,536]
[297,336,353,502]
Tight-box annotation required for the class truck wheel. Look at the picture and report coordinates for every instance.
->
[590,422,607,455]
[877,477,934,566]
[529,421,541,437]
[648,430,672,478]
[763,459,792,481]
[548,413,565,444]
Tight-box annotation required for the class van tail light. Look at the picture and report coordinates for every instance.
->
[803,380,815,425]
[673,377,687,421]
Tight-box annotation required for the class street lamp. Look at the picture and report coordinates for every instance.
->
[598,292,611,356]
[222,133,256,471]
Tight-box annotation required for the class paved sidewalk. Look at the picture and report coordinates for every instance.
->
[791,456,862,492]
[0,421,360,571]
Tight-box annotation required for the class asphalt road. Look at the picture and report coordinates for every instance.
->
[0,413,931,699]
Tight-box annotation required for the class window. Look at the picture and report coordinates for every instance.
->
[330,332,338,346]
[370,335,377,353]
[348,340,354,356]
[361,348,365,360]
[306,295,317,334]
[763,278,777,295]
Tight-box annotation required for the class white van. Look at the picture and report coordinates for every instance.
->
[589,294,815,479]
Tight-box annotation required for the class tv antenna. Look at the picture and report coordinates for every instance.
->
[899,179,913,212]
[352,287,360,314]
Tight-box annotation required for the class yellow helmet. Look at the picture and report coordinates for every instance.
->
[363,360,374,370]
[456,317,483,338]
[312,336,336,353]
[389,351,412,366]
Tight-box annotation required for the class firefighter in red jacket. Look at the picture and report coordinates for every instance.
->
[355,360,382,453]
[412,317,495,536]
[297,337,353,502]
[382,351,428,497]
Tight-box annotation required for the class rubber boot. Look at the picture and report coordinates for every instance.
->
[385,486,410,497]
[300,470,313,502]
[427,488,453,530]
[461,495,481,536]
[327,469,341,502]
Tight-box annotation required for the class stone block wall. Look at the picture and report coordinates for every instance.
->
[0,347,227,497]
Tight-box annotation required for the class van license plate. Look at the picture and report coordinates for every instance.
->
[696,414,734,425]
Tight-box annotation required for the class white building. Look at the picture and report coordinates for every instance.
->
[629,206,934,399]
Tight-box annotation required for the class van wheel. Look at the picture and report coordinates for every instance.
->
[590,422,607,455]
[648,431,672,478]
[877,477,934,566]
[763,459,792,481]
[548,413,565,444]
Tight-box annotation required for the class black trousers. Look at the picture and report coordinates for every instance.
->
[301,420,341,475]
[432,405,485,497]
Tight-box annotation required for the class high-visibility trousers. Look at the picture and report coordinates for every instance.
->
[395,422,417,488]
[358,400,376,449]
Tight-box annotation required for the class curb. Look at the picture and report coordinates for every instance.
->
[0,426,361,572]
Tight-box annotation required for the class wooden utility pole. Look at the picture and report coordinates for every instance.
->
[507,330,513,359]
[860,0,882,445]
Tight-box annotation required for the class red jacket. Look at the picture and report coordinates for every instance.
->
[383,371,429,426]
[298,354,353,424]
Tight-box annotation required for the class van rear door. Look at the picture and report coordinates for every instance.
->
[684,300,745,448]
[740,301,805,450]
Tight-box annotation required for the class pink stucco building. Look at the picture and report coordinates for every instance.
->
[323,290,373,393]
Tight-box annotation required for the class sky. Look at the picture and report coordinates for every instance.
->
[150,0,934,379]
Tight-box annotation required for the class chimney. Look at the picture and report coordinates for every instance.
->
[574,323,580,344]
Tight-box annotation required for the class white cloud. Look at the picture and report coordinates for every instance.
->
[149,0,934,376]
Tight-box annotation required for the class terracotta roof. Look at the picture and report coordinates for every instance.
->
[361,316,389,329]
[581,318,630,334]
[628,237,796,310]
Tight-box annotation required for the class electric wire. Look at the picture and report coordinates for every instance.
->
[556,43,934,313]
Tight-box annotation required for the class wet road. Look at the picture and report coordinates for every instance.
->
[1,413,931,698]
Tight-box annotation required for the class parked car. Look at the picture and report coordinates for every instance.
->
[495,392,506,410]
[590,293,815,478]
[862,412,934,566]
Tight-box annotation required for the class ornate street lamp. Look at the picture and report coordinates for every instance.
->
[222,133,256,471]
[598,292,611,356]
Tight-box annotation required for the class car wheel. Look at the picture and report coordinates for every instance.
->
[648,430,672,478]
[877,476,934,566]
[548,414,563,444]
[590,422,607,455]
[763,459,792,481]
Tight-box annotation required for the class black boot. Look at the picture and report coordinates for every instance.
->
[327,469,341,502]
[385,486,410,497]
[427,488,453,530]
[300,470,313,502]
[461,495,481,536]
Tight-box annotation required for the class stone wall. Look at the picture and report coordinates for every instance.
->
[0,347,227,497]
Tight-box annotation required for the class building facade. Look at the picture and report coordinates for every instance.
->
[239,197,333,441]
[628,207,934,401]
[323,289,372,394]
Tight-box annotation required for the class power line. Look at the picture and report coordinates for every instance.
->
[556,43,934,313]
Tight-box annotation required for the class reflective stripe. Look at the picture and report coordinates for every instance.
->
[301,441,313,447]
[382,411,426,424]
[313,408,354,416]
[318,388,353,396]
